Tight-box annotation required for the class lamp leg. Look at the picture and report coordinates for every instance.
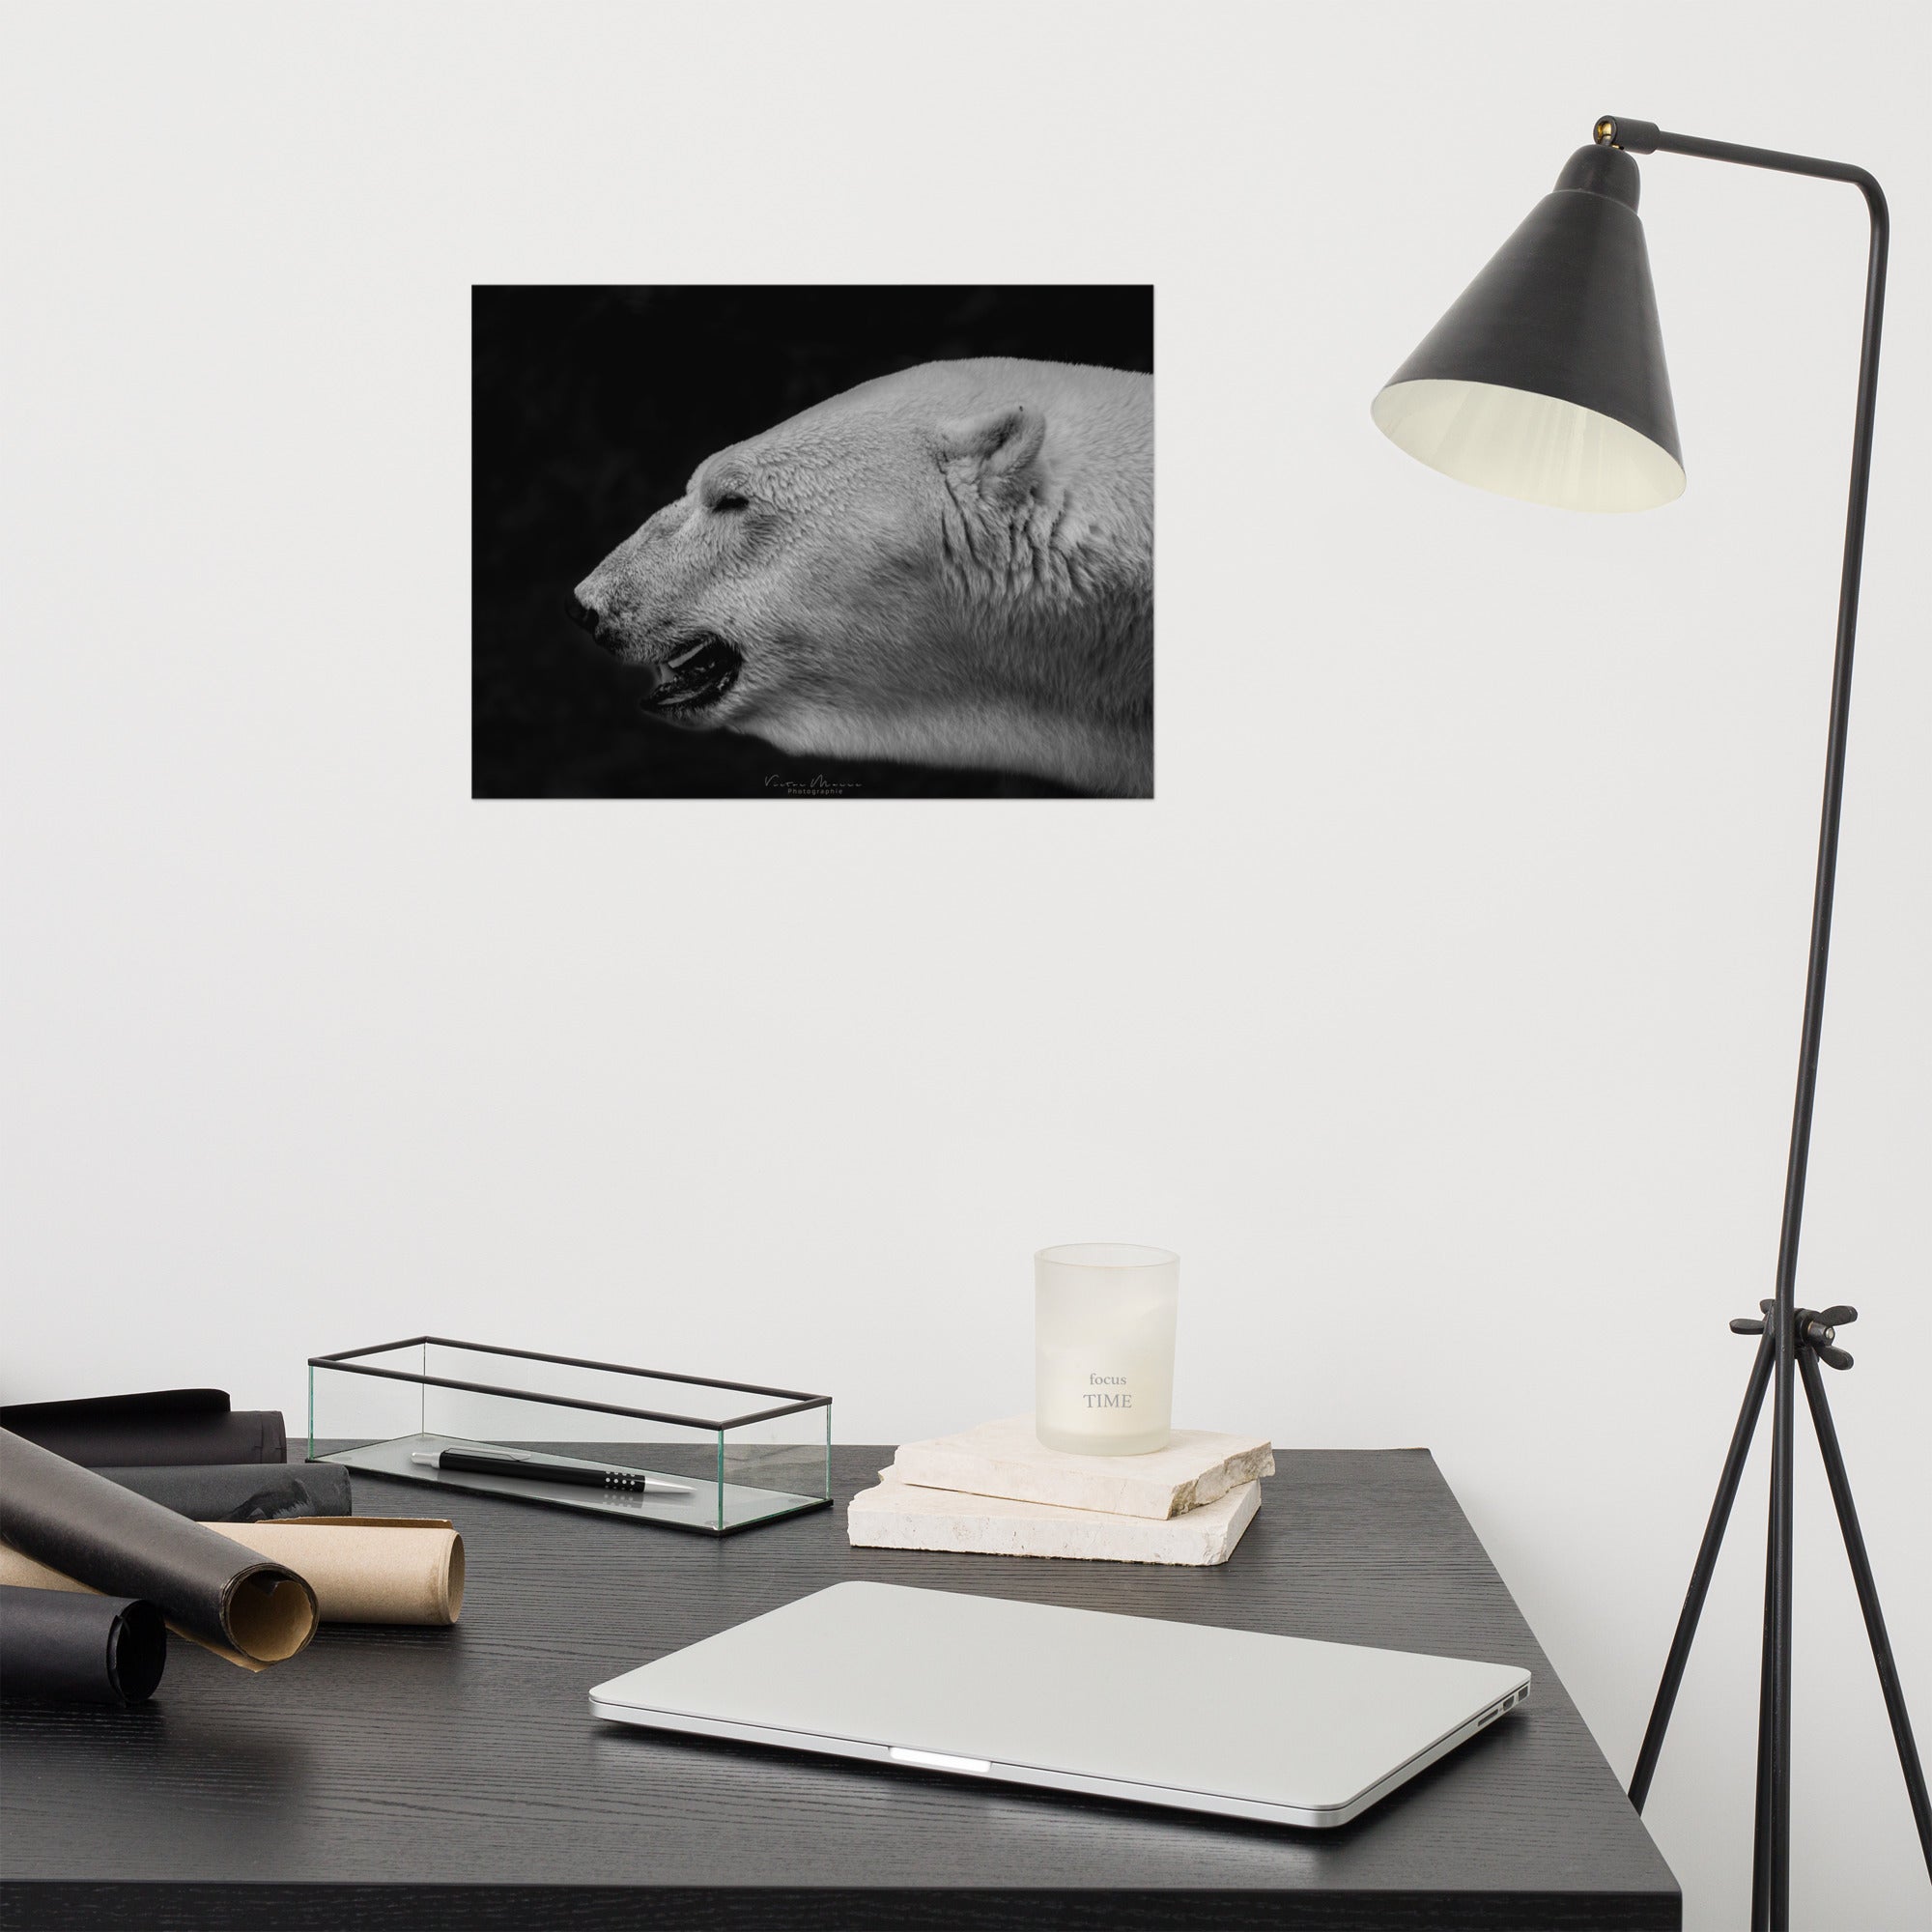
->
[1767,1302,1797,1932]
[1630,1326,1776,1810]
[1752,1460,1780,1932]
[1798,1349,1932,1875]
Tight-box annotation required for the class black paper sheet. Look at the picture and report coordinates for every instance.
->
[0,1390,286,1466]
[0,1430,317,1668]
[98,1462,353,1522]
[0,1584,166,1704]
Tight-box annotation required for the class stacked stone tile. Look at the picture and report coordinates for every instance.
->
[847,1415,1273,1566]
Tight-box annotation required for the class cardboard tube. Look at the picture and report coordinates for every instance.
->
[200,1520,465,1626]
[0,1429,316,1669]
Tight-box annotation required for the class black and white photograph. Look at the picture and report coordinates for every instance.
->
[474,286,1153,797]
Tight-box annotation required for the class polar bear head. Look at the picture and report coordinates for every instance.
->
[570,358,1152,795]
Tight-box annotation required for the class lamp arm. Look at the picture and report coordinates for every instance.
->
[1595,115,1885,205]
[1598,114,1890,1932]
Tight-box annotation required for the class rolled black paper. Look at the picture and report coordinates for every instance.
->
[0,1585,166,1705]
[95,1462,353,1522]
[0,1390,286,1466]
[0,1430,317,1667]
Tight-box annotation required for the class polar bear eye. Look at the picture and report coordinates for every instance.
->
[709,491,751,514]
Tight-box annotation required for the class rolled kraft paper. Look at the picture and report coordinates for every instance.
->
[0,1584,167,1705]
[0,1390,286,1466]
[202,1520,466,1625]
[6,1520,465,1628]
[0,1430,316,1670]
[98,1463,354,1522]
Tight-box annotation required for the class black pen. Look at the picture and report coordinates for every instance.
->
[411,1446,691,1495]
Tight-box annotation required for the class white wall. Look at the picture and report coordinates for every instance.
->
[3,3,1927,1924]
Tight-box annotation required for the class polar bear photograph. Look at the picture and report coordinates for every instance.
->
[472,287,1153,798]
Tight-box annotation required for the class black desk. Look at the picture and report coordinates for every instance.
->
[2,1447,1679,1930]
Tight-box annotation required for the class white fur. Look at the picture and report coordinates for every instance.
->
[574,358,1153,796]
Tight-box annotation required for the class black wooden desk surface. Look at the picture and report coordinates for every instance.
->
[2,1446,1678,1931]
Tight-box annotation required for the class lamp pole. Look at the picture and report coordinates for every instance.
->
[1590,118,1924,1932]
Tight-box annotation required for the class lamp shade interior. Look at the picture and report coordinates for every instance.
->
[1372,376,1686,512]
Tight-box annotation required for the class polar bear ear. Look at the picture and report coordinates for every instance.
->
[937,405,1047,489]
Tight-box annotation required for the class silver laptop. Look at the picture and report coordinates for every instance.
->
[589,1580,1530,1828]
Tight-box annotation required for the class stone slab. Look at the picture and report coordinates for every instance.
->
[889,1414,1274,1520]
[846,1465,1262,1566]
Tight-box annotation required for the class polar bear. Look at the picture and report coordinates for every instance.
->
[571,358,1152,796]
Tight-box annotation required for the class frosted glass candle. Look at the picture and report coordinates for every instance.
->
[1034,1243,1179,1456]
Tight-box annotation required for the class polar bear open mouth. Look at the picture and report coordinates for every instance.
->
[640,633,742,717]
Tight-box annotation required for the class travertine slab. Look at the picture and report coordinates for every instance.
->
[847,1466,1261,1566]
[890,1414,1274,1520]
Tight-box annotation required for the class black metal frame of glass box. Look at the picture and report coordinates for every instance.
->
[307,1335,833,1536]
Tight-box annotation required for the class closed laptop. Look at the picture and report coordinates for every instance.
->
[589,1579,1530,1828]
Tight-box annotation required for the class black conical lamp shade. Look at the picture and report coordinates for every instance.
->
[1373,145,1684,512]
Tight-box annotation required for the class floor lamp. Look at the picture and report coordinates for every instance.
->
[1370,116,1929,1931]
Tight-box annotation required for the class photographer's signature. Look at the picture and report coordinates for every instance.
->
[765,774,862,796]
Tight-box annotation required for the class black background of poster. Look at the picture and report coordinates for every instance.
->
[472,286,1153,798]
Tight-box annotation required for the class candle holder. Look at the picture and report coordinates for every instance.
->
[1034,1244,1179,1456]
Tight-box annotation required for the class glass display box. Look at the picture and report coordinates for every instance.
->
[309,1337,832,1535]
